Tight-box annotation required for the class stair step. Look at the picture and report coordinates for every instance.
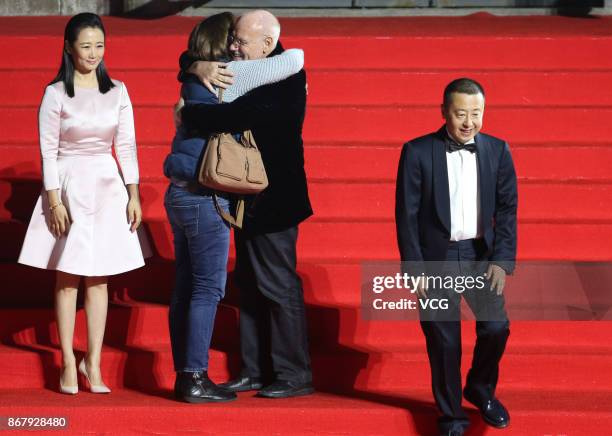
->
[1,343,611,394]
[3,218,612,264]
[2,177,612,224]
[2,298,611,351]
[137,181,612,222]
[2,143,612,185]
[0,388,434,436]
[5,70,612,107]
[3,106,611,146]
[1,16,612,71]
[0,387,611,436]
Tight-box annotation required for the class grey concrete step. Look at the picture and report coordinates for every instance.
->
[0,0,610,17]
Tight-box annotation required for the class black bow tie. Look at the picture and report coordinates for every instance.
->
[446,137,476,153]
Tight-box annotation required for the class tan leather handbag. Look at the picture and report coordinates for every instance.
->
[197,89,268,228]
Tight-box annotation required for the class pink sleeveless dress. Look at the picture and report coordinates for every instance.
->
[18,80,146,276]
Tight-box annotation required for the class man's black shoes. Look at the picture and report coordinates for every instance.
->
[257,380,314,398]
[174,371,237,403]
[218,376,264,392]
[464,388,510,429]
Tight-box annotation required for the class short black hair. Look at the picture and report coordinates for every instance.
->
[443,78,485,108]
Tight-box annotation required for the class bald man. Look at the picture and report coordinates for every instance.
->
[232,10,280,59]
[180,10,314,399]
[182,10,282,92]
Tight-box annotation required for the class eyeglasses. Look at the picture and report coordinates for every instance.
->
[228,35,248,47]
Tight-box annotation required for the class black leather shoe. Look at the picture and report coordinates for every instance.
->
[464,389,510,428]
[218,376,263,392]
[257,380,314,399]
[174,371,237,403]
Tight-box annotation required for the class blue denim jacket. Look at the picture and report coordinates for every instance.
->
[163,74,218,182]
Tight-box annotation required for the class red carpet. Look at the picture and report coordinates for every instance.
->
[1,14,612,435]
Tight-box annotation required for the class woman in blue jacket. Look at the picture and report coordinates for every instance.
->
[163,12,304,403]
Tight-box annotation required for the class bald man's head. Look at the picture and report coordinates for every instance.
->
[229,10,281,60]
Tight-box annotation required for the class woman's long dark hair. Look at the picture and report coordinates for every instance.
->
[50,13,114,97]
[188,12,234,62]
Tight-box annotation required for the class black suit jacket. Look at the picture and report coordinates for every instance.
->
[395,126,518,273]
[181,44,313,234]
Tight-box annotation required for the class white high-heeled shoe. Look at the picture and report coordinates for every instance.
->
[78,359,111,394]
[59,380,78,395]
[59,367,78,395]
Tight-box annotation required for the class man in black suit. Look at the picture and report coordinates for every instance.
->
[180,10,314,399]
[395,78,517,435]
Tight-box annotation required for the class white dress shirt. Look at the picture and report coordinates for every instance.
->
[446,132,482,241]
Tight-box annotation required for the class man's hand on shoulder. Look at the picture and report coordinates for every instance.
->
[188,61,234,93]
[485,264,507,295]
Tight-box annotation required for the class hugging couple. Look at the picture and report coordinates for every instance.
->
[165,9,314,403]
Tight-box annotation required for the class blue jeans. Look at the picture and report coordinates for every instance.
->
[164,184,230,372]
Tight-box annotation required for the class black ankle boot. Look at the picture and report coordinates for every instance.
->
[174,371,237,403]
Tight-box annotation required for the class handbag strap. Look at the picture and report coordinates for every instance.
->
[217,88,258,151]
[242,130,258,149]
[212,87,246,229]
[213,194,244,229]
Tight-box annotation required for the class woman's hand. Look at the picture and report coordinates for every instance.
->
[188,61,234,93]
[127,197,142,233]
[48,203,70,238]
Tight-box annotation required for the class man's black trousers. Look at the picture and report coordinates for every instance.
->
[419,239,510,434]
[235,226,312,384]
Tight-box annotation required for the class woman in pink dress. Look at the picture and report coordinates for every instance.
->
[18,13,145,394]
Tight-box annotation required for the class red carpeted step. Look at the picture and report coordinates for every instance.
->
[1,341,611,396]
[2,301,611,354]
[305,71,612,107]
[4,259,612,331]
[293,222,612,261]
[3,218,612,263]
[6,70,182,108]
[0,388,611,436]
[301,107,612,145]
[3,106,612,145]
[288,222,612,261]
[303,182,612,222]
[0,389,432,436]
[6,70,612,108]
[1,179,597,223]
[151,144,612,184]
[2,16,612,71]
[0,260,177,306]
[0,342,378,391]
[136,182,612,223]
[319,352,612,394]
[3,144,612,185]
[0,343,223,391]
